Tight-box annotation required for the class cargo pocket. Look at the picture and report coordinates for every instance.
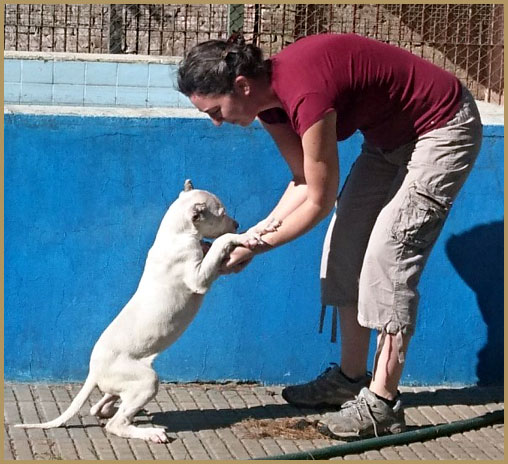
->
[392,182,451,249]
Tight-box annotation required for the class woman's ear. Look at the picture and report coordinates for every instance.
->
[234,76,251,96]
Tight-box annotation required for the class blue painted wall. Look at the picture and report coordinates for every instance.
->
[4,113,504,386]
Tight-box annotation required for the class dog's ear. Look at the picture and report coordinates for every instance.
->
[191,202,207,222]
[184,179,194,192]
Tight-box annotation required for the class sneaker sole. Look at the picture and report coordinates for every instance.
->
[320,422,407,439]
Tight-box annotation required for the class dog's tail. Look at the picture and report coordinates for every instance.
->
[15,375,97,429]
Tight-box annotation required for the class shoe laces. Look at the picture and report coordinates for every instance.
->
[317,362,339,380]
[341,395,380,437]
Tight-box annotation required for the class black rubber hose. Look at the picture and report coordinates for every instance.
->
[251,409,504,460]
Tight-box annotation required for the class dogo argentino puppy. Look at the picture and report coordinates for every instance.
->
[16,179,279,443]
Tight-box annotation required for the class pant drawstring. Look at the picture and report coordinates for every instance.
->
[372,324,407,381]
[319,305,338,343]
[319,308,408,360]
[319,305,326,334]
[396,329,405,364]
[371,328,387,382]
[331,306,338,343]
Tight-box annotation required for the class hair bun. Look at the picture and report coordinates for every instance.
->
[227,32,245,47]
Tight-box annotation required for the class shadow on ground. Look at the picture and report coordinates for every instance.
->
[149,385,503,433]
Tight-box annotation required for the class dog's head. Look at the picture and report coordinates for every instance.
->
[179,179,239,238]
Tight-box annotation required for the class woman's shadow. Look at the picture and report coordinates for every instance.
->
[445,220,504,386]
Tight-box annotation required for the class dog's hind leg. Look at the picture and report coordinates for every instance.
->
[105,368,168,443]
[90,393,119,419]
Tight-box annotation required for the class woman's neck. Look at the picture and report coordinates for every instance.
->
[253,76,283,112]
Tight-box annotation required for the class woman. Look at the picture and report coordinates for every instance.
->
[177,33,482,438]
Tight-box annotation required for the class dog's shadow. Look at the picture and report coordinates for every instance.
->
[145,402,304,433]
[143,385,503,433]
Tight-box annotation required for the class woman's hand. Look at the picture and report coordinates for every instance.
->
[220,246,254,274]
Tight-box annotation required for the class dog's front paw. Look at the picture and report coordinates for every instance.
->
[241,217,281,249]
[244,231,263,247]
[262,217,282,234]
[238,231,272,251]
[251,217,282,236]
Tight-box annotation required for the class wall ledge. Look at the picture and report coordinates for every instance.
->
[5,103,503,128]
[4,50,182,64]
[475,101,504,126]
[4,104,206,119]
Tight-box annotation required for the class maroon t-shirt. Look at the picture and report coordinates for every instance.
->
[258,34,462,150]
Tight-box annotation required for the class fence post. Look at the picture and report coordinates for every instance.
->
[109,4,123,53]
[487,4,504,103]
[227,4,244,37]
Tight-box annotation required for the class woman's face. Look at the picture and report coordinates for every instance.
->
[190,77,260,127]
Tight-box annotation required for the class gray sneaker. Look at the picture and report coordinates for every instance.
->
[281,364,371,408]
[318,387,406,438]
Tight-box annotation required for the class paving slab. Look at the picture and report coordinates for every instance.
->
[4,382,504,460]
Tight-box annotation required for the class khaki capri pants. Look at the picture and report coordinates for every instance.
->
[320,87,483,359]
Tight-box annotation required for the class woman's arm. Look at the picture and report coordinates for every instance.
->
[260,119,308,221]
[223,111,339,270]
[259,111,339,247]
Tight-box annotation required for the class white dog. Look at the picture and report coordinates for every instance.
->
[16,180,279,443]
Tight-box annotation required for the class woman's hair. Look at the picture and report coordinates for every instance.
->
[177,33,271,96]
